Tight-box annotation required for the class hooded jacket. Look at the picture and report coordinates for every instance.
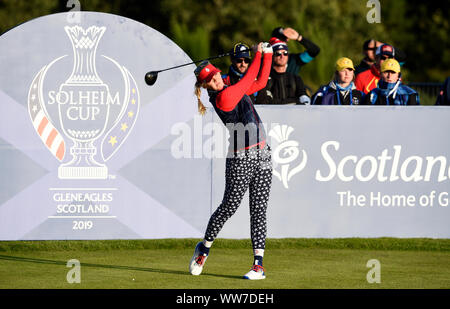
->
[365,79,419,105]
[312,81,364,105]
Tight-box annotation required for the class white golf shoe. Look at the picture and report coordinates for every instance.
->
[189,242,208,276]
[243,264,266,280]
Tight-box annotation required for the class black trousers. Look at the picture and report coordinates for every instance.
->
[204,145,272,250]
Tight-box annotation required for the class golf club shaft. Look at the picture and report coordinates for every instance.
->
[154,48,252,73]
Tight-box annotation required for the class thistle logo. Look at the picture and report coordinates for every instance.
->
[28,25,140,179]
[269,124,307,189]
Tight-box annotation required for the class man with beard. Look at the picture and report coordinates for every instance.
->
[255,38,310,105]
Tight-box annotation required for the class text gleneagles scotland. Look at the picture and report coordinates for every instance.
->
[53,192,113,214]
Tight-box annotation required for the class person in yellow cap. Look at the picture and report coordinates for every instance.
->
[312,57,364,105]
[365,58,419,105]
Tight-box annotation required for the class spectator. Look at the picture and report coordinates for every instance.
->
[355,44,393,94]
[435,77,450,105]
[355,39,383,76]
[271,26,320,76]
[255,37,310,105]
[312,57,364,105]
[355,43,407,94]
[222,42,251,86]
[364,59,419,105]
[222,42,257,102]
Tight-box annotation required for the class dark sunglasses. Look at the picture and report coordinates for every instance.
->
[275,51,289,57]
[365,47,377,51]
[234,58,250,64]
[380,55,393,60]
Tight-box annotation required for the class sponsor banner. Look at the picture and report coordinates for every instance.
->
[200,106,450,238]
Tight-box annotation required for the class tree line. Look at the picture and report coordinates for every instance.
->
[0,0,448,91]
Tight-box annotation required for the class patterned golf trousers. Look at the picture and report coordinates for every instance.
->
[204,145,272,250]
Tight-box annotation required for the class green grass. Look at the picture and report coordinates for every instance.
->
[0,238,449,289]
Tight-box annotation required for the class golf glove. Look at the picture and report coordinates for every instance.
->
[261,42,273,54]
[299,95,311,105]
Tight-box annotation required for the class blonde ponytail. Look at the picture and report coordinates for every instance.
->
[195,81,207,116]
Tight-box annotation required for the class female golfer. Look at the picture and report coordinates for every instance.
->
[190,42,273,280]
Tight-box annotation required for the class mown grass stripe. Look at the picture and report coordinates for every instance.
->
[0,238,449,252]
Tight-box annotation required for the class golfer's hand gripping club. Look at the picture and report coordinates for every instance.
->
[261,42,273,54]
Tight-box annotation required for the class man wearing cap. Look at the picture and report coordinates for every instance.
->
[255,37,310,105]
[355,39,383,76]
[270,26,320,76]
[222,43,252,86]
[222,43,257,101]
[365,58,419,105]
[312,57,364,105]
[355,43,406,94]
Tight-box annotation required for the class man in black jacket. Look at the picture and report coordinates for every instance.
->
[255,38,310,105]
[355,39,382,76]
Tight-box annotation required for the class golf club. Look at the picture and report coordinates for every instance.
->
[144,47,252,86]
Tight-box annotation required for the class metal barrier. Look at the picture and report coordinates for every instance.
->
[407,82,443,105]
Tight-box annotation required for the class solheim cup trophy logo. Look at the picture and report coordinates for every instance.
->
[28,25,140,179]
[59,26,109,179]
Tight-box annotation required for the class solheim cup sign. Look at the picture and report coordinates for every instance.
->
[0,12,201,240]
[28,25,139,179]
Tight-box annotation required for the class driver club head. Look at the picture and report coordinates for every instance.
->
[145,71,158,86]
